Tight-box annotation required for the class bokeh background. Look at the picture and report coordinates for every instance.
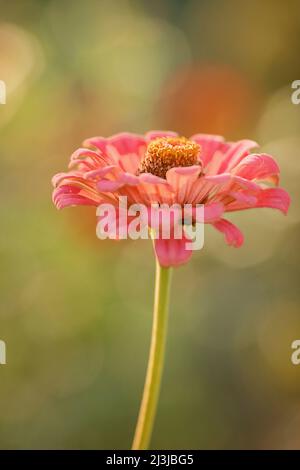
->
[0,0,300,449]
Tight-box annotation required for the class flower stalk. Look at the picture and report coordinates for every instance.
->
[132,261,172,450]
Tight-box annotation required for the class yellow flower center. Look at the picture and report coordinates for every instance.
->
[138,136,201,178]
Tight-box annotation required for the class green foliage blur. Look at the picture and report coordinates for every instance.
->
[0,0,300,449]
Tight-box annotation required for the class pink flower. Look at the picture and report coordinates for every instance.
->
[52,131,290,267]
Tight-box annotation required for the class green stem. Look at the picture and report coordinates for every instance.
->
[132,261,172,450]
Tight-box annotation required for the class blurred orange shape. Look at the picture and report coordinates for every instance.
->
[158,64,263,138]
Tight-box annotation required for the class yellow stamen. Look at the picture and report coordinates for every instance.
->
[138,137,201,179]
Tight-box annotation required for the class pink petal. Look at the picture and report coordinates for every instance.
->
[52,185,100,209]
[166,166,202,204]
[85,165,119,180]
[190,134,229,167]
[154,235,193,267]
[83,136,108,154]
[188,173,258,205]
[203,202,224,222]
[202,173,232,185]
[52,171,83,187]
[84,133,146,167]
[54,195,98,210]
[94,166,127,192]
[190,201,224,223]
[117,175,172,206]
[218,140,258,173]
[117,153,142,173]
[228,191,258,206]
[252,187,290,214]
[225,187,290,214]
[138,173,169,185]
[187,175,227,205]
[212,219,244,247]
[68,148,109,168]
[108,132,146,155]
[119,172,141,185]
[145,130,179,141]
[135,173,173,204]
[97,179,125,192]
[227,175,261,192]
[232,153,280,185]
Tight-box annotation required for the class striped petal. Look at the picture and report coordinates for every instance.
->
[212,219,244,247]
[232,153,280,185]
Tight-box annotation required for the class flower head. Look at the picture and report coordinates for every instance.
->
[52,131,290,267]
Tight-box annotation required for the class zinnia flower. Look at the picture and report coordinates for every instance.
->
[52,130,290,450]
[52,131,290,267]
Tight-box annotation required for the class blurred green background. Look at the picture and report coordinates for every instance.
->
[0,0,300,449]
